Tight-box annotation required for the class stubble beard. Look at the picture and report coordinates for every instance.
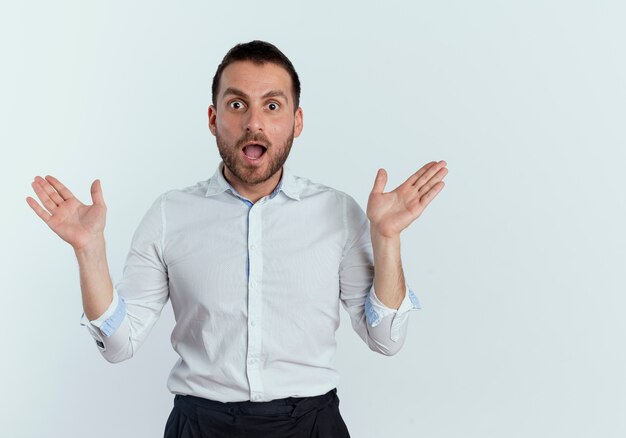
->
[216,129,295,185]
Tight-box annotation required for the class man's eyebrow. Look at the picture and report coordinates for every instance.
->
[222,87,249,99]
[262,90,288,102]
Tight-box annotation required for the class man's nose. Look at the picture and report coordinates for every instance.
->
[245,105,264,132]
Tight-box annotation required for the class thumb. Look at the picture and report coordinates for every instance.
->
[90,179,106,206]
[371,168,387,194]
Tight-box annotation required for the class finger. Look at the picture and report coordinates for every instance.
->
[419,181,445,208]
[90,179,105,206]
[371,168,388,194]
[405,161,437,186]
[44,175,75,201]
[418,167,448,195]
[31,180,59,214]
[414,160,447,189]
[34,175,65,206]
[26,196,52,223]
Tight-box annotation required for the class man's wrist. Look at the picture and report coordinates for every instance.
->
[370,227,400,262]
[369,222,400,241]
[74,234,106,257]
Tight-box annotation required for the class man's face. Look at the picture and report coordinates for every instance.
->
[208,61,303,186]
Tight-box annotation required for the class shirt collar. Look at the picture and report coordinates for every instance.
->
[205,161,301,201]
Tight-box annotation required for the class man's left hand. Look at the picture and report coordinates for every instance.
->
[367,160,448,239]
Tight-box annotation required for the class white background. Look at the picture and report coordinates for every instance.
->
[1,1,625,437]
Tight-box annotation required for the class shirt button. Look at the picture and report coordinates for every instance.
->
[250,244,256,251]
[253,394,262,401]
[250,320,256,327]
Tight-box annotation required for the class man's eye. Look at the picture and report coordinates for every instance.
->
[267,102,279,111]
[229,101,244,110]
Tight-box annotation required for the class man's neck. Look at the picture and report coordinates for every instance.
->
[222,166,283,204]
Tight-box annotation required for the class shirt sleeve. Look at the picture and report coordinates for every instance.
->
[365,284,421,341]
[79,193,170,363]
[80,287,127,337]
[338,194,420,356]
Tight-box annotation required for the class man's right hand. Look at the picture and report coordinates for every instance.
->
[26,175,107,251]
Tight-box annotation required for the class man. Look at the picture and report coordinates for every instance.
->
[26,40,448,437]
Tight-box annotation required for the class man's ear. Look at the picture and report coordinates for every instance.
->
[294,107,303,138]
[208,105,217,136]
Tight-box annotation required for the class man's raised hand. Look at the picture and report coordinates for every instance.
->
[367,160,448,238]
[26,176,107,251]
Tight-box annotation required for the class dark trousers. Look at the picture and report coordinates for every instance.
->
[164,388,351,438]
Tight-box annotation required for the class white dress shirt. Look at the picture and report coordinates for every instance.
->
[81,162,420,402]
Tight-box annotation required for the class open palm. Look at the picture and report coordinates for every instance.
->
[26,175,107,250]
[367,161,448,238]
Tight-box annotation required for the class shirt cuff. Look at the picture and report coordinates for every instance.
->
[365,284,421,341]
[79,289,127,338]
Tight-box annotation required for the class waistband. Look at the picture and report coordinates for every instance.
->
[174,388,337,419]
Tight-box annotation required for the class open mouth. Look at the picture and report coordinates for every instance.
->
[242,144,267,160]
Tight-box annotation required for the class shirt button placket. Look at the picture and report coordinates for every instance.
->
[246,203,264,401]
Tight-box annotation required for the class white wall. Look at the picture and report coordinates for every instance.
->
[2,1,625,436]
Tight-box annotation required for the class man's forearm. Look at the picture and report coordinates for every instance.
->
[74,234,114,320]
[370,228,406,309]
